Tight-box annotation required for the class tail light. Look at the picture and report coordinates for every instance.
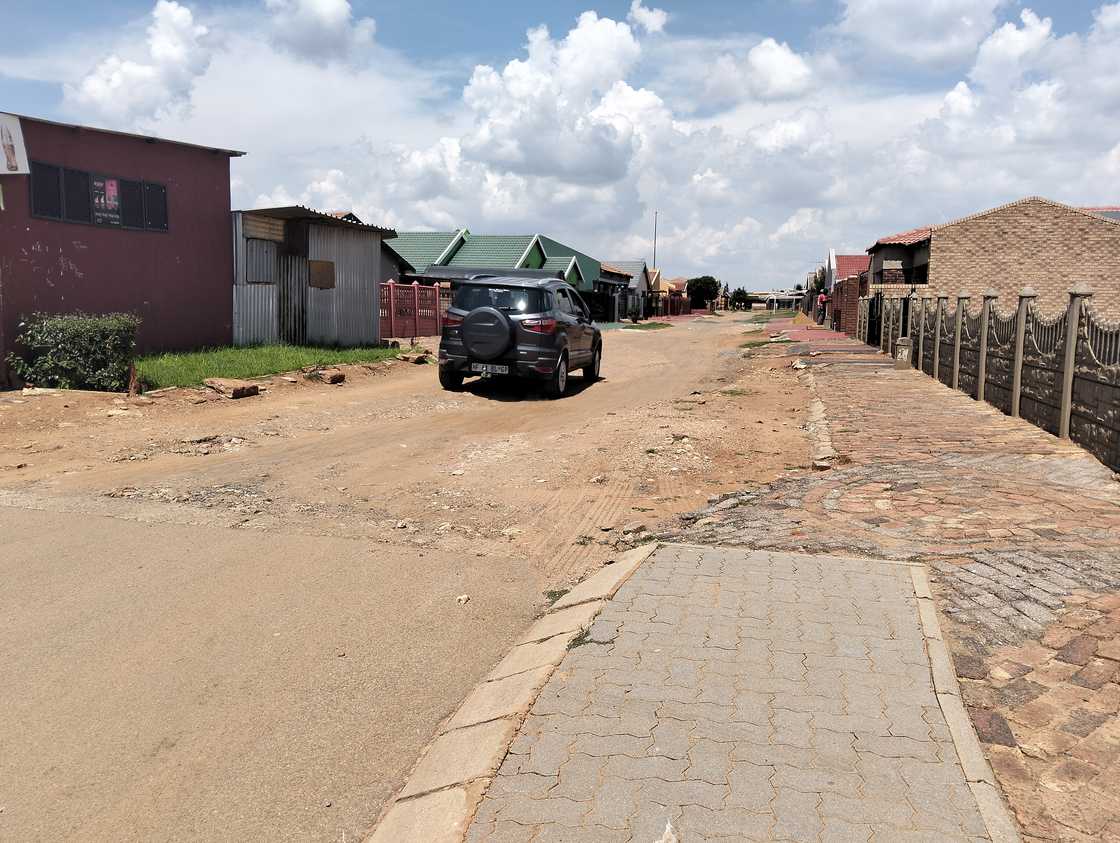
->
[444,312,464,328]
[522,317,557,334]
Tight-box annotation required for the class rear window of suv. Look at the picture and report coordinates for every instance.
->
[452,284,548,314]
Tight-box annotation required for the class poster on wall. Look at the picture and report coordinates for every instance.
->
[0,113,30,175]
[92,175,121,226]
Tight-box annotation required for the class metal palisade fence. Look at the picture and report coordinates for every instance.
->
[857,286,1120,472]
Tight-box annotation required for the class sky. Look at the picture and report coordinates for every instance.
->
[4,0,1119,287]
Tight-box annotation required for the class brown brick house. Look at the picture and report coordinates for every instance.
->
[830,255,870,336]
[867,197,1120,316]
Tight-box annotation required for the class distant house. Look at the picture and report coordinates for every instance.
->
[383,229,634,319]
[232,206,395,346]
[0,112,243,383]
[608,260,652,318]
[382,230,468,279]
[599,263,634,321]
[829,254,870,336]
[867,197,1120,316]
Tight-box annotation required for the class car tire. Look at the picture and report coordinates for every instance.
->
[439,369,464,391]
[546,353,569,399]
[583,345,601,382]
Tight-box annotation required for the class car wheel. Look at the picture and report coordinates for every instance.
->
[439,369,464,391]
[546,353,568,399]
[583,345,601,382]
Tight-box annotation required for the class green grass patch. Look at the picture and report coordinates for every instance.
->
[137,344,402,389]
[622,321,672,331]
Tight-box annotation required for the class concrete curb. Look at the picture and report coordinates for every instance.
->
[365,543,659,842]
[910,566,1022,843]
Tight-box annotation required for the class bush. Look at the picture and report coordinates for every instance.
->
[7,312,141,391]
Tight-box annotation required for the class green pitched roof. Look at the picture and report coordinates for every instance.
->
[446,235,535,267]
[541,256,574,272]
[385,231,462,272]
[538,235,600,291]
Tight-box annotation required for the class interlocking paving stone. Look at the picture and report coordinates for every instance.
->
[465,545,992,841]
[654,334,1120,842]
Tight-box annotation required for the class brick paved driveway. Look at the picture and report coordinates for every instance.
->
[467,545,993,842]
[663,327,1120,841]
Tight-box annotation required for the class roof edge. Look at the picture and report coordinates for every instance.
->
[8,111,245,157]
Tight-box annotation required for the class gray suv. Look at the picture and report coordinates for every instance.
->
[437,276,602,398]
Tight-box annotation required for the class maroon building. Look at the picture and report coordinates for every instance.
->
[0,114,243,384]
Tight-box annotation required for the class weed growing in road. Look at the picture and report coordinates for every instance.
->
[544,588,570,605]
[740,337,791,349]
[622,322,672,331]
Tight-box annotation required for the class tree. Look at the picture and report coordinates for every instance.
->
[686,276,720,308]
[730,288,750,310]
[812,266,826,293]
[794,283,804,291]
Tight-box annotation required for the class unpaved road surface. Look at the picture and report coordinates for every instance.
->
[0,314,809,841]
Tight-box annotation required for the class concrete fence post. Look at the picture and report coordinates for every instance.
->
[411,281,421,337]
[916,296,929,374]
[977,289,998,403]
[952,295,969,390]
[880,298,891,354]
[1059,284,1093,439]
[1011,287,1037,418]
[932,295,948,381]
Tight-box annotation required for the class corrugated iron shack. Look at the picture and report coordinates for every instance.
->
[232,206,395,346]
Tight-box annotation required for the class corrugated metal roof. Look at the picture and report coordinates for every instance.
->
[242,205,396,235]
[385,231,462,272]
[599,262,633,278]
[447,235,535,267]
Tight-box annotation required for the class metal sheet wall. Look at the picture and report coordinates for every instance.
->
[232,212,283,345]
[233,284,280,345]
[308,225,381,345]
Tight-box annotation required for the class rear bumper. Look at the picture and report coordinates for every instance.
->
[438,346,559,378]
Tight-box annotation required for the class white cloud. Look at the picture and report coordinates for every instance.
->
[969,9,1052,89]
[836,0,1006,67]
[743,39,813,100]
[264,0,376,62]
[458,13,646,183]
[771,208,821,242]
[64,1,211,122]
[627,1,668,35]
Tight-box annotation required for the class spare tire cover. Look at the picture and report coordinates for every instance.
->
[462,306,513,361]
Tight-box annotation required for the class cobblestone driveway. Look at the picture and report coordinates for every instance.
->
[467,545,992,842]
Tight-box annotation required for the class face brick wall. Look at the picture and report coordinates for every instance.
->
[927,199,1120,318]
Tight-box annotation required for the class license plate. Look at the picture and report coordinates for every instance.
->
[471,363,509,374]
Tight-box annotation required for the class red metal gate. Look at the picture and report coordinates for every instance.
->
[379,282,448,339]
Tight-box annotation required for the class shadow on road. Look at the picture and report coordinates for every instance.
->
[459,375,602,402]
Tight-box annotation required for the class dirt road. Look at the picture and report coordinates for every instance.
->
[0,314,809,841]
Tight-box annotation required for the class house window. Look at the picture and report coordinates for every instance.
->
[63,169,92,223]
[120,180,144,228]
[31,162,62,219]
[144,182,168,231]
[30,160,167,232]
[309,260,336,289]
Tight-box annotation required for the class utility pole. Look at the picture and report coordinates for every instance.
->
[652,210,658,269]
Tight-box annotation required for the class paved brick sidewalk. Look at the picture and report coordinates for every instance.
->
[466,545,995,842]
[663,325,1120,841]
